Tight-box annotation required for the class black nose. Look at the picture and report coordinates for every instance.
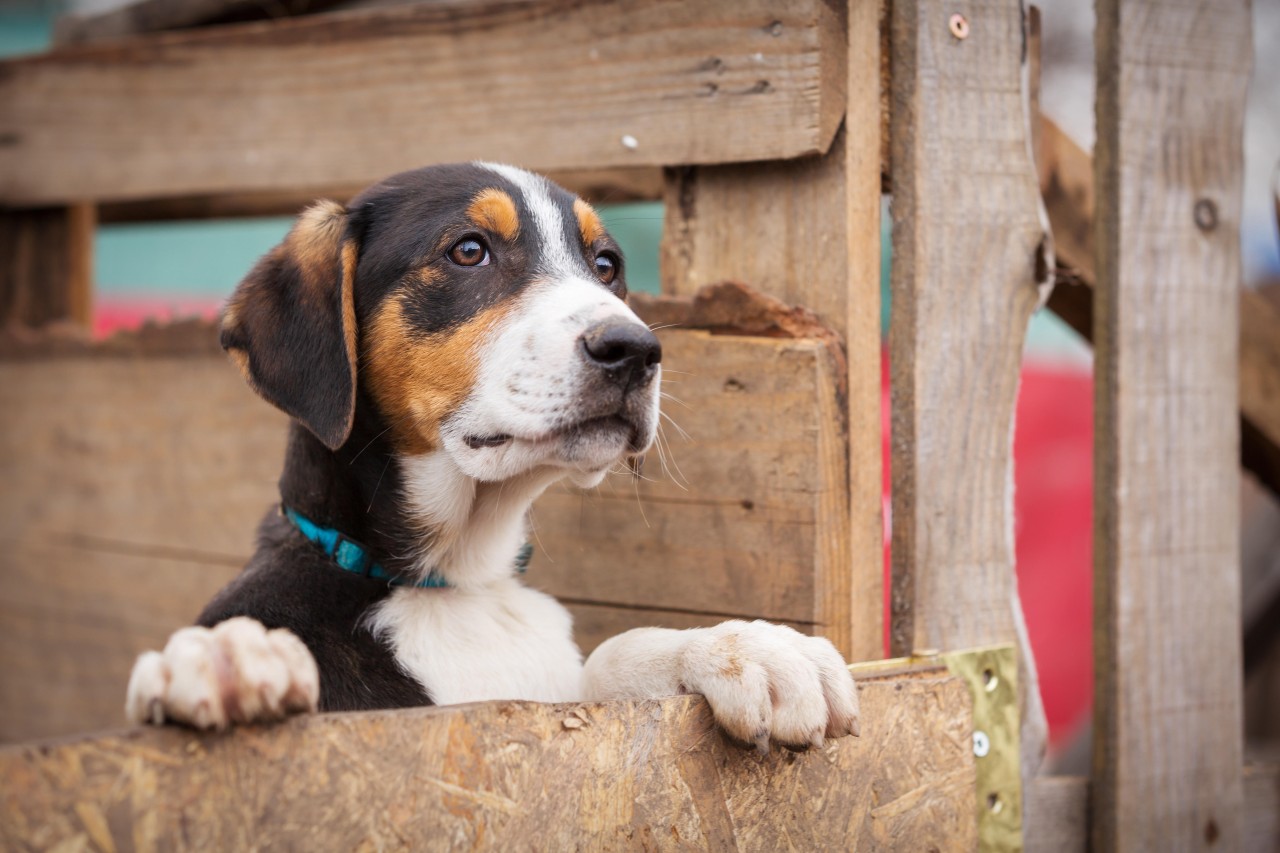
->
[580,321,662,388]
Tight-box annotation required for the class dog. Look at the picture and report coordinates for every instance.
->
[124,163,859,752]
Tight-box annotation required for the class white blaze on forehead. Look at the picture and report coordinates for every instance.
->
[476,162,580,278]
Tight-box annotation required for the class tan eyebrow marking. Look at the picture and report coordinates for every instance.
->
[466,188,521,241]
[573,197,605,247]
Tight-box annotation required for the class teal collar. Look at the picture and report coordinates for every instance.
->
[283,506,532,589]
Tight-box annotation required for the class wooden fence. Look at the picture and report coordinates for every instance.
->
[0,0,1277,849]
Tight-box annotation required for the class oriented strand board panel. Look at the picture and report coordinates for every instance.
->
[0,0,845,206]
[529,330,854,654]
[888,0,1050,787]
[1092,0,1250,848]
[0,674,977,851]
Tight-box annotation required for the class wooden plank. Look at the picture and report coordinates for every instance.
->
[656,0,885,662]
[0,204,94,330]
[0,0,846,207]
[0,318,857,738]
[97,167,667,223]
[531,328,856,651]
[1025,776,1089,853]
[1092,0,1251,848]
[888,0,1050,789]
[0,673,977,851]
[0,355,287,556]
[53,0,348,45]
[0,539,240,742]
[1037,114,1280,498]
[1244,763,1280,853]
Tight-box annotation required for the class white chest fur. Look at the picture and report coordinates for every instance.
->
[363,578,584,704]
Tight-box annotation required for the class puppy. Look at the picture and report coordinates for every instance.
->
[125,163,859,751]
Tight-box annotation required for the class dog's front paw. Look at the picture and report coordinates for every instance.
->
[125,617,319,730]
[679,620,859,753]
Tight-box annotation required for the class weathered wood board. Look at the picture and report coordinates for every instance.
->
[0,673,977,851]
[888,0,1050,789]
[1022,769,1280,853]
[1037,114,1280,500]
[657,0,886,662]
[0,204,94,330]
[1092,0,1251,847]
[531,329,853,652]
[0,0,846,207]
[0,322,854,740]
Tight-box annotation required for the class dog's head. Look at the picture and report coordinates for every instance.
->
[221,163,661,488]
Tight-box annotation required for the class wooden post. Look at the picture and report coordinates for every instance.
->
[0,204,93,330]
[888,0,1051,795]
[1092,0,1250,848]
[659,0,884,664]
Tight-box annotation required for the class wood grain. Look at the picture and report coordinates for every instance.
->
[656,0,885,662]
[0,323,855,738]
[1092,0,1250,848]
[530,330,855,653]
[0,0,846,207]
[888,0,1050,790]
[97,167,668,223]
[54,0,347,45]
[0,673,976,851]
[0,204,94,330]
[1037,114,1280,498]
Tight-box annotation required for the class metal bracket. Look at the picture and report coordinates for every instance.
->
[849,643,1022,851]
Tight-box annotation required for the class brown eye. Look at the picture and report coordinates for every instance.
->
[595,252,619,284]
[448,237,490,267]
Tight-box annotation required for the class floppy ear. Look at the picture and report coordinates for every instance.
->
[220,200,359,451]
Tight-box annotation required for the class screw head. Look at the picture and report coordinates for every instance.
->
[973,730,991,757]
[949,13,970,40]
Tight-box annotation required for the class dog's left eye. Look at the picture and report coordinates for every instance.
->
[595,252,619,285]
[448,237,490,267]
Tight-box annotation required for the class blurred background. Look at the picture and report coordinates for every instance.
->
[2,0,1277,763]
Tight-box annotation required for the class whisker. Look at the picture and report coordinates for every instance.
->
[367,457,393,513]
[349,424,395,464]
[647,322,683,332]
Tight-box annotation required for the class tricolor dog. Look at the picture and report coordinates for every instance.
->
[125,163,860,751]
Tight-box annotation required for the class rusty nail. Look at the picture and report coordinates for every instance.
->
[949,13,970,40]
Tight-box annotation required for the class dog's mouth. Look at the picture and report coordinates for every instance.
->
[464,434,512,449]
[464,415,640,452]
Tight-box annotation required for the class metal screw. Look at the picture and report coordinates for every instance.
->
[973,730,991,758]
[768,20,783,37]
[1194,198,1218,231]
[949,13,970,40]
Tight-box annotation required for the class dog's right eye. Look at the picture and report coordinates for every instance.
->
[447,237,490,267]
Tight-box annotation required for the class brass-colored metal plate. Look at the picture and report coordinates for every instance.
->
[942,644,1022,852]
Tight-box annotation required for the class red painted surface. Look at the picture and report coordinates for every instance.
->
[97,299,1096,746]
[94,297,222,339]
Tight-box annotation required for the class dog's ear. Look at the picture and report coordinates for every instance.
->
[220,200,360,451]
